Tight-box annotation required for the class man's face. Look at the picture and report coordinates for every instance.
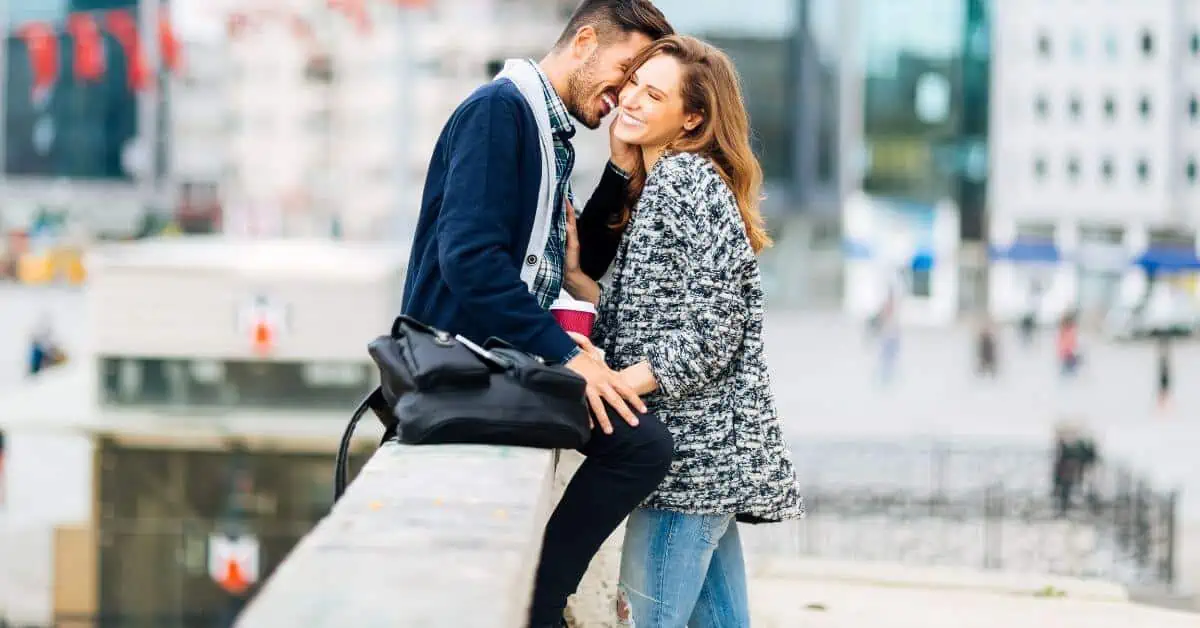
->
[565,31,654,130]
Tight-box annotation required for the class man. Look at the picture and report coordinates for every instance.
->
[400,2,674,625]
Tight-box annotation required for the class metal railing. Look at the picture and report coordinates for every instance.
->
[745,439,1179,588]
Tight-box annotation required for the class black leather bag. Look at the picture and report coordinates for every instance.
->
[334,316,590,500]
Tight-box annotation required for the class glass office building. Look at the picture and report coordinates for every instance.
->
[857,0,990,241]
[651,0,847,307]
[651,0,841,214]
[844,0,992,319]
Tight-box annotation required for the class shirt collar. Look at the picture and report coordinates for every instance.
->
[528,59,575,138]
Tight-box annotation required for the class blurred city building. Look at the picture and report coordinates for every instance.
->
[1,0,167,239]
[990,0,1200,325]
[209,0,576,241]
[0,238,399,624]
[650,0,849,309]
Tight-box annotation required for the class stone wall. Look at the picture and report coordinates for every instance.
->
[235,443,620,628]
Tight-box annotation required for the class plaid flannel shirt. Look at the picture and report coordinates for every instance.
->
[529,61,577,312]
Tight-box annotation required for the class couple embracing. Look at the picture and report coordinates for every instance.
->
[400,1,803,626]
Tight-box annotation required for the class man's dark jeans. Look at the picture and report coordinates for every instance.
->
[527,407,674,627]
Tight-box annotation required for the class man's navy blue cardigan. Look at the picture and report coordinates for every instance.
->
[401,78,627,363]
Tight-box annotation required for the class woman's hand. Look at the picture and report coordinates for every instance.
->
[564,207,601,305]
[619,361,659,397]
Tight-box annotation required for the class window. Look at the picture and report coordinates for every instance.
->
[1102,94,1117,120]
[1190,95,1199,121]
[1080,225,1124,245]
[100,358,374,410]
[1104,32,1118,59]
[302,110,331,133]
[1034,94,1050,119]
[1066,156,1081,182]
[1037,32,1052,58]
[1187,158,1198,185]
[1139,95,1152,121]
[1140,30,1155,57]
[1100,157,1115,183]
[1148,228,1195,251]
[1034,156,1048,181]
[1068,95,1083,120]
[305,55,335,83]
[1136,158,1151,184]
[1069,31,1085,59]
[1192,32,1200,57]
[1016,222,1056,242]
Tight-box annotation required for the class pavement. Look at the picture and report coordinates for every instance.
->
[748,566,1200,628]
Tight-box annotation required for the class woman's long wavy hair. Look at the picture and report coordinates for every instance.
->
[613,35,771,253]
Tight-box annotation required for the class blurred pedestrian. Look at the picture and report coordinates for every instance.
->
[1019,280,1043,347]
[876,293,900,385]
[1019,310,1036,347]
[976,318,998,378]
[1056,311,1081,378]
[1156,337,1173,411]
[27,313,65,377]
[1052,421,1098,517]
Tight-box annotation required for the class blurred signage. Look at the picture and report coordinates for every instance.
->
[237,295,289,356]
[208,533,260,596]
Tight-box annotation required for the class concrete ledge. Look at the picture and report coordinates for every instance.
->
[236,442,558,628]
[750,557,1130,602]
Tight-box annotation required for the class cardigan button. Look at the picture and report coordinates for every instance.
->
[525,254,539,266]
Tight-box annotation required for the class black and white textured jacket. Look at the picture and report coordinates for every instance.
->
[592,151,803,523]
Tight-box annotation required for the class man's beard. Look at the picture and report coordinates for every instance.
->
[565,55,603,130]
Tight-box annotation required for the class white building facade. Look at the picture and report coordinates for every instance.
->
[989,0,1200,322]
[206,0,576,242]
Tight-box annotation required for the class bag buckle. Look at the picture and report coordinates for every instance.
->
[433,331,455,347]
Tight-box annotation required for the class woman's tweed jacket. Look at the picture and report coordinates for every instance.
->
[593,151,803,522]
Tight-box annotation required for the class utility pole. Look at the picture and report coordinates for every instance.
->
[393,3,416,242]
[136,0,162,221]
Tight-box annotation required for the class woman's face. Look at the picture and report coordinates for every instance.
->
[612,53,703,149]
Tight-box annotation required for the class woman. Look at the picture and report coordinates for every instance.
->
[564,35,802,627]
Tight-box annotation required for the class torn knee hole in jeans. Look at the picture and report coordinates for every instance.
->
[616,583,658,626]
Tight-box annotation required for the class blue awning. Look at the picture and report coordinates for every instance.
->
[989,241,1060,263]
[911,251,935,271]
[1136,247,1200,274]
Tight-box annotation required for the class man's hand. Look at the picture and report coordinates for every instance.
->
[608,115,639,174]
[565,340,646,435]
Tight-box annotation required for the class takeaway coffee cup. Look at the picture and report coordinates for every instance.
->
[551,297,597,338]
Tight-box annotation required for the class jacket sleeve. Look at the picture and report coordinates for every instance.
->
[644,167,750,399]
[577,162,630,280]
[436,95,577,363]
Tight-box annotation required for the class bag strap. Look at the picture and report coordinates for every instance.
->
[333,387,395,502]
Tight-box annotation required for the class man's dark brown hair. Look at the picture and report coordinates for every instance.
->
[554,0,674,48]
